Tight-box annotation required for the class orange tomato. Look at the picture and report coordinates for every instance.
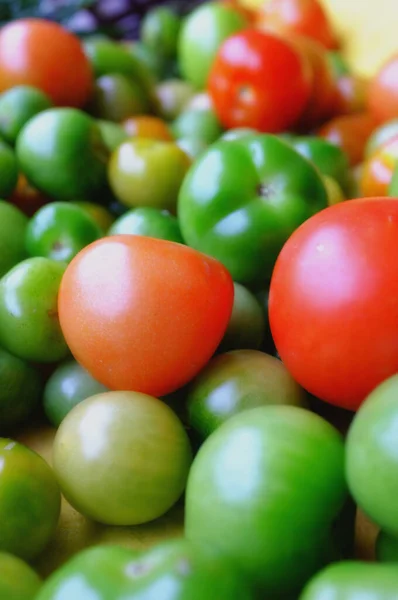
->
[9,174,50,217]
[122,116,173,141]
[335,75,369,115]
[319,113,377,166]
[0,19,93,108]
[368,53,398,124]
[58,236,234,397]
[360,135,398,197]
[256,0,338,50]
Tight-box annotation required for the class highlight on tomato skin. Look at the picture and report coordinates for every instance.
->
[58,235,235,398]
[360,134,398,197]
[368,53,398,124]
[269,197,398,412]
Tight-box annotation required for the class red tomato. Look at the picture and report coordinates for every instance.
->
[368,53,398,124]
[208,29,312,132]
[269,197,398,411]
[360,134,398,197]
[318,112,377,166]
[292,35,337,130]
[256,0,338,50]
[0,19,93,107]
[58,236,234,397]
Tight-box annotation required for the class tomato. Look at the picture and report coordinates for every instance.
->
[0,346,42,433]
[108,207,184,243]
[300,562,398,600]
[360,134,398,196]
[269,198,398,411]
[0,553,42,600]
[155,79,195,121]
[172,108,223,145]
[365,118,398,158]
[187,349,307,439]
[58,236,233,396]
[256,0,338,50]
[368,53,398,124]
[0,141,18,199]
[122,116,173,141]
[185,405,346,596]
[318,112,376,166]
[141,7,181,60]
[346,374,398,535]
[208,29,311,132]
[178,2,248,90]
[72,201,115,234]
[0,438,61,560]
[0,200,28,278]
[0,20,92,108]
[323,175,345,205]
[53,391,192,525]
[219,283,265,352]
[108,139,190,212]
[9,174,50,218]
[0,85,52,145]
[89,74,151,123]
[335,75,369,115]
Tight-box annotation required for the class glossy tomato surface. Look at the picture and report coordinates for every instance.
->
[369,53,398,124]
[269,198,398,411]
[208,29,311,132]
[58,236,234,396]
[0,19,92,107]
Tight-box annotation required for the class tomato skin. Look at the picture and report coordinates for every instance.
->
[0,19,93,108]
[256,0,338,50]
[208,29,311,132]
[58,236,234,397]
[269,198,398,411]
[368,54,398,124]
[360,134,398,196]
[318,112,376,166]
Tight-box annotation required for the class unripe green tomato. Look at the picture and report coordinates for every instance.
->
[219,282,265,352]
[0,552,42,600]
[108,207,184,243]
[0,140,18,197]
[0,200,28,278]
[0,85,52,145]
[89,74,150,122]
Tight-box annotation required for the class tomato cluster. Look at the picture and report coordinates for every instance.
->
[0,1,397,599]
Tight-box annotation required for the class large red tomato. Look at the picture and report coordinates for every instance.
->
[0,19,93,107]
[269,198,398,411]
[58,236,234,397]
[208,29,312,132]
[368,53,398,124]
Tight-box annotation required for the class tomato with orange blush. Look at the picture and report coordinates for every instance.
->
[360,135,398,197]
[368,53,398,124]
[122,116,173,141]
[318,113,377,166]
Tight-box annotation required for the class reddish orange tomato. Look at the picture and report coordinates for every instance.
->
[58,236,234,397]
[292,35,337,130]
[9,174,50,217]
[122,116,173,141]
[335,75,369,115]
[360,135,398,197]
[319,113,377,166]
[368,53,398,124]
[208,29,311,132]
[0,19,93,107]
[256,0,338,50]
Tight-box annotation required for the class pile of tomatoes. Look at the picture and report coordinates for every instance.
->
[0,0,398,598]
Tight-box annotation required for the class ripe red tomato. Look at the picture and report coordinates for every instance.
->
[58,236,234,397]
[368,53,398,124]
[318,112,376,166]
[256,0,338,50]
[0,19,93,107]
[360,135,398,197]
[208,29,311,132]
[269,198,398,411]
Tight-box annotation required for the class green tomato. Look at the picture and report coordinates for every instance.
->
[187,350,307,439]
[109,207,184,243]
[0,85,52,145]
[219,283,265,352]
[16,108,109,201]
[0,552,42,600]
[155,79,195,121]
[178,134,328,287]
[221,128,259,141]
[0,140,18,198]
[25,202,102,264]
[0,257,69,363]
[0,346,43,433]
[376,530,398,562]
[0,438,61,560]
[108,139,191,212]
[141,7,181,60]
[97,120,129,152]
[43,359,108,427]
[0,201,28,278]
[291,136,353,196]
[127,42,166,82]
[172,108,223,145]
[300,562,398,600]
[176,137,208,160]
[185,405,347,596]
[365,118,398,158]
[72,201,115,234]
[53,391,192,525]
[178,2,247,90]
[346,374,398,536]
[89,74,151,123]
